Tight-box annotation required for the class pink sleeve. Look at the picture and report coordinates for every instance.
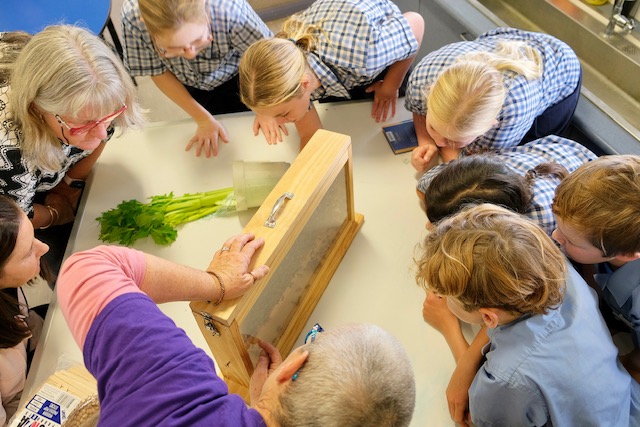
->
[57,246,147,349]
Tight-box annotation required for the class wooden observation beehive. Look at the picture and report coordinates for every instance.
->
[190,130,364,400]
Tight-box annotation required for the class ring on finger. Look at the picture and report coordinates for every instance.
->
[221,246,231,252]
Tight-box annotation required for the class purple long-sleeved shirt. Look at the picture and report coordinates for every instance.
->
[58,246,266,426]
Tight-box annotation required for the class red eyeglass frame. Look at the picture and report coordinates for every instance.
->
[55,105,127,136]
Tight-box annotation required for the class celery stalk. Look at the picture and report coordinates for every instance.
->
[96,187,235,246]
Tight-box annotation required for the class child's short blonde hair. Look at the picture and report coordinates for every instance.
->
[416,204,565,314]
[553,155,640,257]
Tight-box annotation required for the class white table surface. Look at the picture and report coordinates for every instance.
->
[24,100,469,426]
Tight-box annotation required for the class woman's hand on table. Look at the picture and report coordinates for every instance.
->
[207,233,269,300]
[254,114,288,145]
[185,115,229,158]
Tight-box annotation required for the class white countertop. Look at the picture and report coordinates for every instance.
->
[24,100,469,426]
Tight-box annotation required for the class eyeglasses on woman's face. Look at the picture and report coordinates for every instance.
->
[54,105,127,136]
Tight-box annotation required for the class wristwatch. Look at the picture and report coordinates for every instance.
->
[63,174,86,189]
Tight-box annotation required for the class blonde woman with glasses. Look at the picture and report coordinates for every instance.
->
[406,28,581,172]
[121,0,272,158]
[0,26,143,274]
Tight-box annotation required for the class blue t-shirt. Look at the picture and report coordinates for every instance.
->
[470,261,640,426]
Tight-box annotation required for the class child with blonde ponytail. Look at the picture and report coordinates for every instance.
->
[406,28,581,171]
[239,0,424,149]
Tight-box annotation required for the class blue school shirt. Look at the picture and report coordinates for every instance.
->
[595,258,640,347]
[121,0,272,90]
[404,27,581,152]
[417,136,596,235]
[470,261,640,426]
[297,0,419,100]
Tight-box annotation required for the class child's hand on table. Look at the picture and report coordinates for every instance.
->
[186,115,229,158]
[254,114,289,145]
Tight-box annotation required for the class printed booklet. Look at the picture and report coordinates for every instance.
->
[382,120,418,154]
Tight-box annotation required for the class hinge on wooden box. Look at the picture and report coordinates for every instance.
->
[193,311,220,336]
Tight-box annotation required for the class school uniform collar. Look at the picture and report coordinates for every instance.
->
[594,258,640,307]
[306,53,350,99]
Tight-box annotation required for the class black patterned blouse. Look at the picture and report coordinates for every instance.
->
[0,83,107,217]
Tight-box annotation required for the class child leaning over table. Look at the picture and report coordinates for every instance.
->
[121,0,272,158]
[405,27,581,172]
[416,135,596,235]
[416,204,640,426]
[238,0,424,149]
[552,155,640,382]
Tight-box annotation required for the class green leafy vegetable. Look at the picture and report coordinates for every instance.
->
[96,188,235,246]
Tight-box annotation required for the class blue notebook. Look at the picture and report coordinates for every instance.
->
[382,120,418,154]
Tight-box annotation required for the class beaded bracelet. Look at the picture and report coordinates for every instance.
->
[40,205,59,230]
[207,270,225,306]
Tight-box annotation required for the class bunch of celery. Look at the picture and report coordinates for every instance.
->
[96,187,235,246]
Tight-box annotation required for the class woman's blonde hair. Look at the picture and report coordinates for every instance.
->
[427,40,543,141]
[138,0,207,36]
[0,31,32,84]
[239,15,326,109]
[8,25,144,172]
[416,204,565,315]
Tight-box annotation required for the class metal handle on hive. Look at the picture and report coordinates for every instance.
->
[264,192,294,228]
